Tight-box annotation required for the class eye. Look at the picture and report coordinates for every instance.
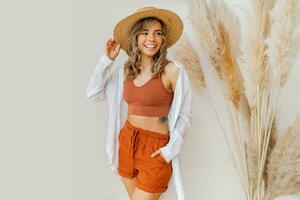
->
[155,32,163,36]
[140,32,148,35]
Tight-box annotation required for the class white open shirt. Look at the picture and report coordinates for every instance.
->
[86,54,192,200]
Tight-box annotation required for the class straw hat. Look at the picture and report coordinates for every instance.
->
[113,6,183,55]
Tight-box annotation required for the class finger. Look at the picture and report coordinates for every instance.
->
[107,42,112,48]
[110,41,117,48]
[108,40,115,46]
[107,38,114,46]
[114,44,120,52]
[110,45,116,50]
[114,45,120,52]
[151,150,160,157]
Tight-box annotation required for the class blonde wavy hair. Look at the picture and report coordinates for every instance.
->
[124,17,170,80]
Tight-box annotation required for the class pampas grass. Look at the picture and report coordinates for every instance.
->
[266,114,300,199]
[170,35,206,89]
[181,0,300,199]
[266,0,300,87]
[240,0,276,109]
[186,0,221,76]
[187,0,247,110]
[216,22,243,108]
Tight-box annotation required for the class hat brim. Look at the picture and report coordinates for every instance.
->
[113,8,183,55]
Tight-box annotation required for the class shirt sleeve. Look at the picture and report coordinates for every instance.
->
[160,68,193,163]
[86,54,116,102]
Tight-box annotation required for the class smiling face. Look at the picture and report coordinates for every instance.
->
[137,20,163,58]
[124,18,169,80]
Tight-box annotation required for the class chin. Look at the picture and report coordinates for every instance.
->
[144,53,157,57]
[141,49,159,57]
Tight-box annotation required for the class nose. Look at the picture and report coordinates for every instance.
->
[147,33,155,41]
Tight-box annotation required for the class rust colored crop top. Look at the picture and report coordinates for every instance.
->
[123,75,174,117]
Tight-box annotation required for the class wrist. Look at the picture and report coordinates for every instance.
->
[100,54,115,65]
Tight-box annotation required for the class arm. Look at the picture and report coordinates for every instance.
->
[160,67,193,163]
[86,38,121,102]
[86,54,115,102]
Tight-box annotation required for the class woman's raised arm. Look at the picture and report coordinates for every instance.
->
[86,38,120,102]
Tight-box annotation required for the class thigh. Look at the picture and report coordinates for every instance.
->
[121,177,137,198]
[118,125,135,178]
[135,135,172,193]
[131,187,162,200]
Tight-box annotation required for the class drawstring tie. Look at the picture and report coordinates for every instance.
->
[130,129,140,157]
[130,129,140,175]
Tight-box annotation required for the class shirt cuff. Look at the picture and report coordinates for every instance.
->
[160,146,172,163]
[99,54,114,66]
[159,130,184,163]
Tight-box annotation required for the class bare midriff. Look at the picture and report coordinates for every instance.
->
[127,114,169,135]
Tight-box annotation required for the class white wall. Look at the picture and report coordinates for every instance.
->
[0,0,299,200]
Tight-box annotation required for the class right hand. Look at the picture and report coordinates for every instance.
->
[105,38,120,60]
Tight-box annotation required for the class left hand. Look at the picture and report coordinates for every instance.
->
[151,149,167,163]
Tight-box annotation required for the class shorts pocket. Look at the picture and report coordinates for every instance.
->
[118,126,127,141]
[118,127,130,151]
[157,153,168,165]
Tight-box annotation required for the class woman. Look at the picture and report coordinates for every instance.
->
[86,6,192,200]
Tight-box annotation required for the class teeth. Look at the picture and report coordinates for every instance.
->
[145,44,156,48]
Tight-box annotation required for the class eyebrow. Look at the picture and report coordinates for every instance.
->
[141,29,163,32]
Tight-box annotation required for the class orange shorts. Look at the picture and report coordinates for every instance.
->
[118,120,173,193]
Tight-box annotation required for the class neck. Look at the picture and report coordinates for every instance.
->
[140,54,153,72]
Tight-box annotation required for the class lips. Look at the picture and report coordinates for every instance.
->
[144,44,157,48]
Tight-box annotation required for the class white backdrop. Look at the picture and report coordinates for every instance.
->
[0,0,299,199]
